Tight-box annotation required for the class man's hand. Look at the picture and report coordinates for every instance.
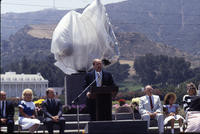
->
[86,92,92,98]
[52,116,59,122]
[169,112,175,116]
[30,115,36,119]
[0,118,7,124]
[147,112,157,118]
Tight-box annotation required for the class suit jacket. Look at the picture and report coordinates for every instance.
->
[139,95,163,115]
[83,70,115,90]
[42,99,62,118]
[190,96,200,111]
[0,100,14,120]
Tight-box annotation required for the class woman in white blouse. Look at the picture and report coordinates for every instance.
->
[18,89,40,133]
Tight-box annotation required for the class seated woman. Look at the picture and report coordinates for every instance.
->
[183,83,197,114]
[185,96,200,133]
[18,89,40,133]
[163,92,184,134]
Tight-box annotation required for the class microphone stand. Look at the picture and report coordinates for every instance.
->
[72,79,97,134]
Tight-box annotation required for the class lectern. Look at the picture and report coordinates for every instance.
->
[92,86,118,121]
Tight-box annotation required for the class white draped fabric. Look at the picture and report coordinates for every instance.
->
[51,0,119,75]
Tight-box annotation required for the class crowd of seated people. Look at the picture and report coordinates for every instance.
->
[115,83,200,134]
[0,82,200,133]
[0,88,65,134]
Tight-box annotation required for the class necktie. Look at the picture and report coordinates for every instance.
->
[97,73,102,87]
[1,101,2,115]
[2,101,5,117]
[149,96,154,110]
[51,99,55,106]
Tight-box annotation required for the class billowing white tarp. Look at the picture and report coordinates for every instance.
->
[51,0,119,74]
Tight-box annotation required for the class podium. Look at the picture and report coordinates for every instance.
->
[92,86,118,121]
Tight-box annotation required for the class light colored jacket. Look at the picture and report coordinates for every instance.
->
[139,95,163,115]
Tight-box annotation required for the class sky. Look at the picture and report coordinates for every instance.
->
[1,0,126,14]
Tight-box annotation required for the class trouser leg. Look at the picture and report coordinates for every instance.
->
[45,121,54,134]
[142,114,150,129]
[156,113,164,133]
[7,119,14,133]
[58,117,65,134]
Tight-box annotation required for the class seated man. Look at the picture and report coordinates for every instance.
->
[139,85,164,134]
[42,88,65,134]
[0,91,14,133]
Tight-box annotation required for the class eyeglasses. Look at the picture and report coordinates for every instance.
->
[24,94,32,96]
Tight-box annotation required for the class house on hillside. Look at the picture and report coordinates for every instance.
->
[0,72,48,98]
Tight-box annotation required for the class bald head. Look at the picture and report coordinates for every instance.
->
[0,91,6,100]
[46,88,55,99]
[93,59,102,72]
[144,85,153,96]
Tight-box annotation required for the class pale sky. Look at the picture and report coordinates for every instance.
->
[1,0,126,14]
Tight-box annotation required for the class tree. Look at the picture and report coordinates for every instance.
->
[2,56,65,87]
[105,61,130,83]
[134,54,194,85]
[21,56,29,73]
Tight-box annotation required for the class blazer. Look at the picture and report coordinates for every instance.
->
[42,99,62,118]
[83,70,115,90]
[190,96,200,111]
[139,95,163,115]
[0,100,14,120]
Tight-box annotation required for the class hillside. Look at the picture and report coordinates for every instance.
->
[1,0,200,57]
[1,24,200,68]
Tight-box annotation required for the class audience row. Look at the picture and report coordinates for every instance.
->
[115,83,200,134]
[0,82,200,134]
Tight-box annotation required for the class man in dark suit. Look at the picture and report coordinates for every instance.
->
[84,59,117,121]
[42,88,65,134]
[0,91,14,133]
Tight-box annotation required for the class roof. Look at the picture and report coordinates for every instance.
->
[0,72,48,83]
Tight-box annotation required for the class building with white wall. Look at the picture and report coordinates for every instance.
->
[0,72,48,98]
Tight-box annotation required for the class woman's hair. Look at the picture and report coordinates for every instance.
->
[22,88,34,100]
[187,82,197,95]
[164,92,176,105]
